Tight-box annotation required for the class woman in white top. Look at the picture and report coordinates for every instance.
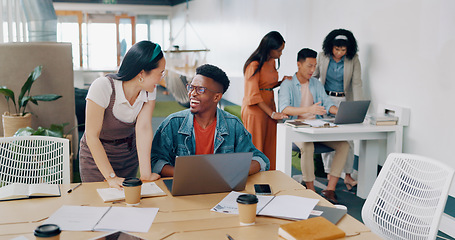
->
[79,41,165,189]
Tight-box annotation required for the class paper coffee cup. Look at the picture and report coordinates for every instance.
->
[34,224,61,240]
[122,178,143,206]
[236,194,258,226]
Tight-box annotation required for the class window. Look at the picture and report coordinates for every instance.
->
[56,11,170,69]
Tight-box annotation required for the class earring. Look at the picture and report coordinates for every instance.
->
[139,77,144,83]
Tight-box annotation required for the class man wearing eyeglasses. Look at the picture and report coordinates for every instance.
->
[150,64,270,177]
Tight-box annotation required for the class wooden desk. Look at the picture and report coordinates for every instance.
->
[276,122,404,199]
[0,171,379,240]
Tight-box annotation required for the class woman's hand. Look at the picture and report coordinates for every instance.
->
[106,177,125,190]
[140,173,161,182]
[274,76,293,88]
[282,75,293,81]
[271,111,289,120]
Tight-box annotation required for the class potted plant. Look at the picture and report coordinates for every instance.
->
[0,66,62,137]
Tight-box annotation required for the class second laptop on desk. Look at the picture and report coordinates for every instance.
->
[325,100,370,124]
[163,152,253,196]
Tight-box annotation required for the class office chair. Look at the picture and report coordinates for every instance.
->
[0,136,71,186]
[361,153,454,240]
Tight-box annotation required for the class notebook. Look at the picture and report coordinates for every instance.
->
[309,205,347,224]
[163,152,253,196]
[325,100,370,124]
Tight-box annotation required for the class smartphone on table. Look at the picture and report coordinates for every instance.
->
[254,184,272,195]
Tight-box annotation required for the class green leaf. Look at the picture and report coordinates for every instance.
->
[48,123,67,137]
[43,129,63,138]
[14,124,67,138]
[20,96,31,108]
[0,87,16,106]
[14,127,35,136]
[31,94,62,101]
[18,66,42,106]
[33,127,46,135]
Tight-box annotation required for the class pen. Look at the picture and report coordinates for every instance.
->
[226,234,234,240]
[67,183,82,193]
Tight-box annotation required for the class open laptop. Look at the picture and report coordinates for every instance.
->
[325,100,370,124]
[163,152,253,196]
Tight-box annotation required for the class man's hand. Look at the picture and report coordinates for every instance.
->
[140,173,161,182]
[307,101,326,115]
[248,160,261,175]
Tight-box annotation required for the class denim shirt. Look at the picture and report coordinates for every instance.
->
[151,108,270,174]
[325,56,345,92]
[278,74,335,120]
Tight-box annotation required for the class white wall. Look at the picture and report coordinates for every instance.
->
[170,0,455,234]
[170,0,455,172]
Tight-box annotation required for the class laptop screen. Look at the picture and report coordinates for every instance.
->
[165,152,253,196]
[334,100,370,124]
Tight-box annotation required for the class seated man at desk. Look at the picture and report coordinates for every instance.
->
[278,48,349,204]
[151,64,269,176]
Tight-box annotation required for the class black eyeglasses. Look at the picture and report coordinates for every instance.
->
[186,84,221,95]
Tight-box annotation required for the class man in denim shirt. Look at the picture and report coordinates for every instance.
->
[278,48,348,204]
[151,64,270,177]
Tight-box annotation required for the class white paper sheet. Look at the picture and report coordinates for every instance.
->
[211,191,273,214]
[212,191,319,220]
[45,205,109,231]
[45,205,159,232]
[258,195,319,220]
[94,207,159,232]
[96,182,166,202]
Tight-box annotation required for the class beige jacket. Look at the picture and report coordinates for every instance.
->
[313,53,364,101]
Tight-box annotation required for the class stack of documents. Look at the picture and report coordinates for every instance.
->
[304,119,336,128]
[211,191,319,220]
[367,113,398,125]
[285,119,336,128]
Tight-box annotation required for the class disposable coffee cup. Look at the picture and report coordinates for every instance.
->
[122,177,143,206]
[34,224,61,240]
[236,194,258,226]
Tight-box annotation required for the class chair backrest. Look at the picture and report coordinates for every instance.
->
[361,153,454,240]
[0,136,70,186]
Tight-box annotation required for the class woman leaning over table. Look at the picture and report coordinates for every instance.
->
[313,29,364,190]
[79,41,164,189]
[241,31,289,170]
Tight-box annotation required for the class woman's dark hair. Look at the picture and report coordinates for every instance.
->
[243,31,285,77]
[322,29,358,60]
[106,40,164,81]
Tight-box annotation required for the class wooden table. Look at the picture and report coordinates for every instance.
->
[0,171,379,240]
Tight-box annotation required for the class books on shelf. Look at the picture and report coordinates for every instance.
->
[367,113,399,126]
[211,191,319,220]
[0,183,61,201]
[278,216,346,240]
[96,182,166,202]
